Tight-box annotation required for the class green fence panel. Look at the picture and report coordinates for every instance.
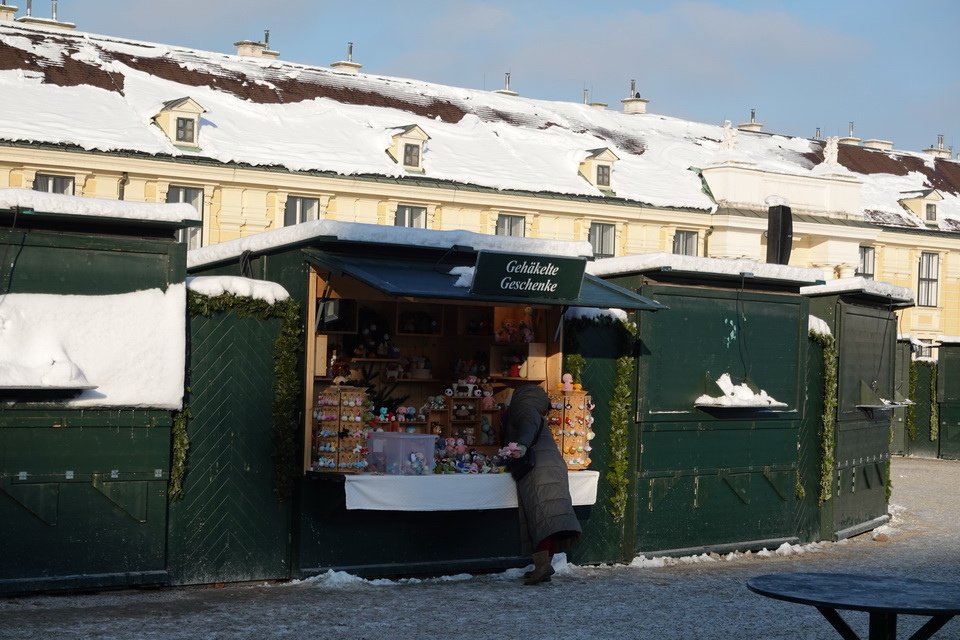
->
[0,412,171,594]
[797,337,825,542]
[891,342,912,455]
[939,404,960,460]
[166,310,292,585]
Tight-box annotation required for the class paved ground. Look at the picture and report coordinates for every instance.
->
[2,456,959,640]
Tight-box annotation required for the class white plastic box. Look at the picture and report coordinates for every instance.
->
[366,432,438,475]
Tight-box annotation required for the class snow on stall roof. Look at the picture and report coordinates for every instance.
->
[800,276,914,303]
[187,219,594,269]
[809,315,832,337]
[0,188,200,222]
[937,335,960,345]
[0,285,186,408]
[564,307,630,324]
[586,252,823,283]
[186,276,289,304]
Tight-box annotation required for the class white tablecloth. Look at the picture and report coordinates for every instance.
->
[344,470,599,511]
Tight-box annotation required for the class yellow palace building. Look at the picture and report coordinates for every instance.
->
[1,9,959,349]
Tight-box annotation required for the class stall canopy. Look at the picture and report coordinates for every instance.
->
[302,248,666,311]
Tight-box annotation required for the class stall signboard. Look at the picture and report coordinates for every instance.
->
[471,251,586,300]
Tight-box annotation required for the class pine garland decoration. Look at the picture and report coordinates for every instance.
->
[186,291,303,502]
[810,330,837,505]
[564,353,586,385]
[607,354,634,522]
[907,361,918,441]
[929,361,939,442]
[169,405,190,502]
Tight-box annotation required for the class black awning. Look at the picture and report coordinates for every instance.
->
[303,249,665,311]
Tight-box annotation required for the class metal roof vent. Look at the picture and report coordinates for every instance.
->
[924,134,952,159]
[16,0,75,29]
[621,79,648,114]
[838,121,861,146]
[737,108,763,132]
[494,72,519,96]
[330,42,362,74]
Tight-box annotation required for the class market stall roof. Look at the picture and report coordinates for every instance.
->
[587,252,825,288]
[303,249,665,311]
[0,188,200,229]
[800,276,914,308]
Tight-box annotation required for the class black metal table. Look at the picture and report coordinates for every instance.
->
[747,572,960,640]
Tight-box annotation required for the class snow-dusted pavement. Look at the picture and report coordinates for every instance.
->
[2,456,958,640]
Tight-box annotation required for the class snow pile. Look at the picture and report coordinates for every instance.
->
[937,335,960,344]
[808,314,832,337]
[695,373,787,408]
[0,188,200,222]
[0,285,186,408]
[448,266,474,288]
[564,307,630,324]
[588,252,823,284]
[801,276,914,303]
[630,541,829,568]
[186,276,289,304]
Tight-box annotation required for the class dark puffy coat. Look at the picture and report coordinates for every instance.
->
[505,385,582,554]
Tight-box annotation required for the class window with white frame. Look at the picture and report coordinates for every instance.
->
[495,214,525,237]
[596,164,611,188]
[857,246,875,279]
[589,222,615,258]
[395,204,427,228]
[167,185,204,250]
[926,203,937,222]
[672,230,698,256]
[402,143,421,169]
[33,174,75,195]
[916,341,934,358]
[918,252,939,307]
[284,196,319,226]
[175,117,196,144]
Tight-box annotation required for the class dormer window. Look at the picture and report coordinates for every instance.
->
[403,143,420,168]
[597,165,611,187]
[153,97,206,150]
[388,125,430,173]
[579,148,619,194]
[176,117,196,144]
[926,203,937,222]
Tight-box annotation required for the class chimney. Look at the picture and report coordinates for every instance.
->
[330,42,362,74]
[862,139,894,151]
[737,108,763,132]
[234,30,279,59]
[621,79,648,114]
[494,72,519,96]
[814,127,822,140]
[0,2,17,22]
[838,121,861,146]
[16,0,75,29]
[923,134,952,159]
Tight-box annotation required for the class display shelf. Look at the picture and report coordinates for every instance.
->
[547,389,594,471]
[312,386,373,473]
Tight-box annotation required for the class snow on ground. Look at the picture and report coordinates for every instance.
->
[3,457,955,640]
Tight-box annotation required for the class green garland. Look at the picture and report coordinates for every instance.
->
[186,291,303,502]
[907,361,918,440]
[607,354,634,522]
[810,330,837,505]
[907,360,939,443]
[930,362,939,442]
[564,353,586,385]
[169,405,190,502]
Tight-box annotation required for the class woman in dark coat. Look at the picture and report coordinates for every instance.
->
[504,385,581,585]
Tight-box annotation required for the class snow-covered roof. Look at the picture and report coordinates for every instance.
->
[0,285,186,408]
[587,252,824,284]
[800,276,914,304]
[186,276,289,304]
[3,21,960,228]
[0,188,200,223]
[937,335,960,345]
[188,219,594,269]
